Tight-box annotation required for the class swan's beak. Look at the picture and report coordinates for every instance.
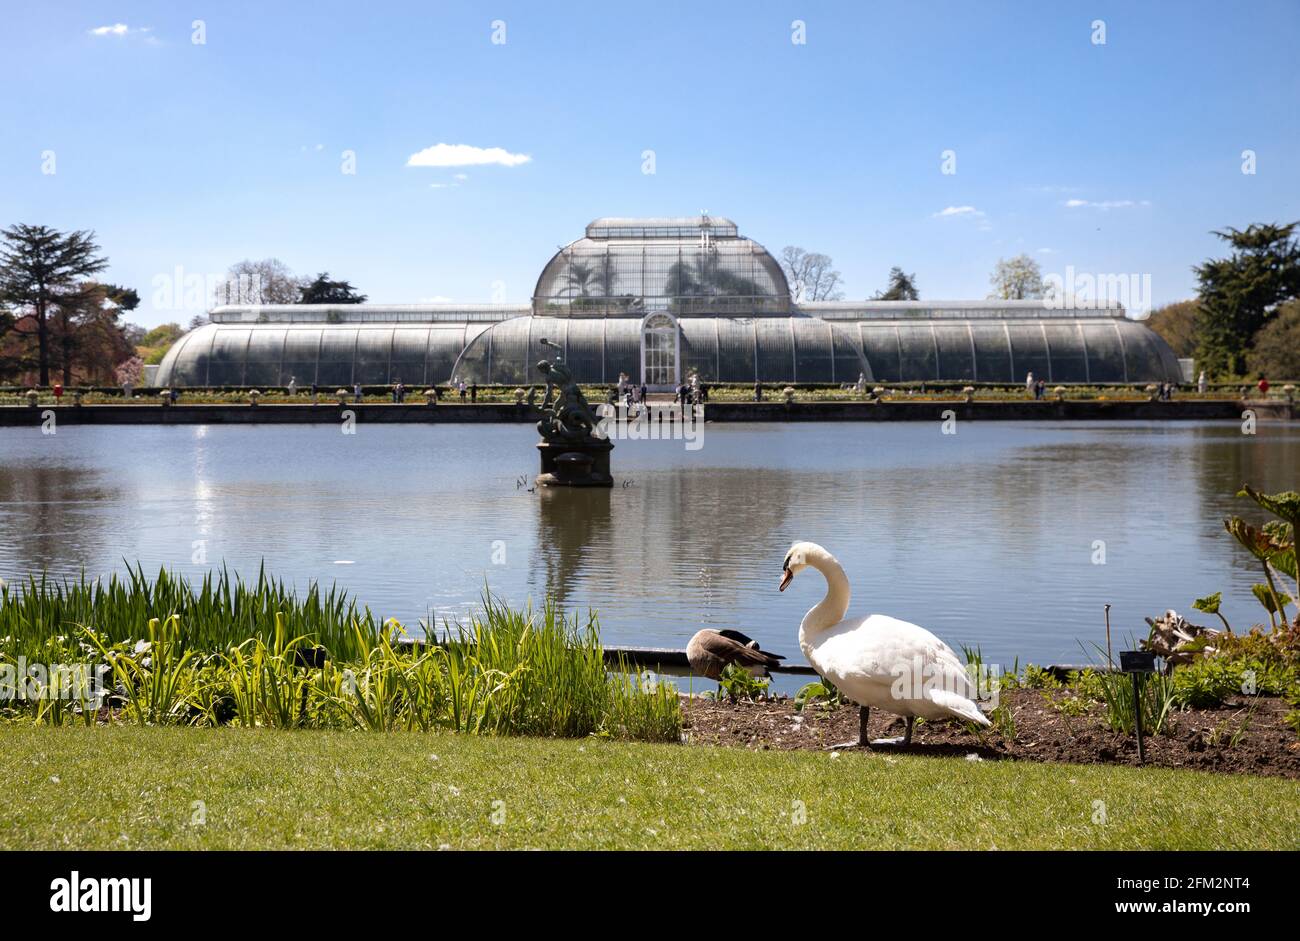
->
[778,569,792,592]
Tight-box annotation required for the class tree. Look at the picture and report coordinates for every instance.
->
[297,272,367,304]
[1145,299,1200,357]
[138,323,185,365]
[873,267,919,300]
[216,258,303,306]
[49,281,136,384]
[1194,222,1300,376]
[0,224,108,384]
[100,283,140,312]
[780,246,844,302]
[989,255,1045,300]
[1245,297,1300,379]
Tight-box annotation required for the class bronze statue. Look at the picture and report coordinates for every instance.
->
[535,341,602,444]
[533,338,613,487]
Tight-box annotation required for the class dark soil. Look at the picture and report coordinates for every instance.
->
[682,688,1300,779]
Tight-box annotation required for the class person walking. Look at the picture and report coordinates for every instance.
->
[1025,371,1035,398]
[458,379,467,401]
[287,376,297,396]
[1197,370,1208,394]
[353,382,362,403]
[1258,376,1270,396]
[311,382,319,404]
[470,382,478,403]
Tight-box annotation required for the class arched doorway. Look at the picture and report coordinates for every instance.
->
[640,312,679,390]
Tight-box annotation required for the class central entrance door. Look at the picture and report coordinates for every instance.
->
[640,312,679,390]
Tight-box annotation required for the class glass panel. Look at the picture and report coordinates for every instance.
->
[207,329,250,386]
[564,320,605,383]
[1043,322,1087,382]
[452,323,494,383]
[896,324,937,381]
[244,329,286,386]
[933,324,975,381]
[281,329,321,386]
[427,327,465,384]
[859,324,901,381]
[390,329,428,385]
[678,319,717,382]
[754,318,794,382]
[1006,323,1050,384]
[317,329,357,387]
[830,324,867,384]
[716,318,756,383]
[971,323,1012,382]
[171,330,212,386]
[792,318,834,382]
[605,321,641,385]
[354,330,392,384]
[1081,322,1126,383]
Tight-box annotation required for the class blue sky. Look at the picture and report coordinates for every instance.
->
[3,0,1297,328]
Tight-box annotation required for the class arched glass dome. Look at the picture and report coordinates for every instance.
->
[532,216,791,318]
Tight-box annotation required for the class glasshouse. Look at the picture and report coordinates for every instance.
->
[156,216,1183,388]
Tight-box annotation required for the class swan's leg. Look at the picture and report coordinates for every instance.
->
[828,705,868,750]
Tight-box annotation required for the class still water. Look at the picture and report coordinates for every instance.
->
[0,421,1295,670]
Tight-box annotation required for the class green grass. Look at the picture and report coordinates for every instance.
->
[0,726,1295,850]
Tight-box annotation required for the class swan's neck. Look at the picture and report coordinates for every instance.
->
[798,550,851,645]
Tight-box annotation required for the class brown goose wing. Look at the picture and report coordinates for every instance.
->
[689,630,784,672]
[716,629,786,660]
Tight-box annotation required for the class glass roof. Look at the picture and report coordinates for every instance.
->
[534,218,790,318]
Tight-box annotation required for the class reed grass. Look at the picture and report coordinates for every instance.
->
[0,568,681,742]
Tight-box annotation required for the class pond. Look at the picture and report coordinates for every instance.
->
[0,420,1294,674]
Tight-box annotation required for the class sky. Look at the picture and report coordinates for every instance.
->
[2,0,1298,329]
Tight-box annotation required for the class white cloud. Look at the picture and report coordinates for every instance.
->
[406,143,531,168]
[453,173,469,181]
[89,24,151,37]
[1064,198,1150,210]
[1037,247,1057,254]
[429,183,454,189]
[933,205,984,218]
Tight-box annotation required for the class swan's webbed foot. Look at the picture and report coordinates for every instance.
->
[868,717,915,747]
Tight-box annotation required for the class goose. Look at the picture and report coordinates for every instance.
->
[686,629,786,683]
[779,541,990,747]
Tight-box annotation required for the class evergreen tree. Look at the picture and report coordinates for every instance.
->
[875,267,920,300]
[1194,222,1300,376]
[296,272,367,304]
[0,224,108,384]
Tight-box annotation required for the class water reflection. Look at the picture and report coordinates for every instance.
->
[0,421,1295,667]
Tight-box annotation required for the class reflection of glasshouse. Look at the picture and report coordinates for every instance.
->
[157,216,1182,389]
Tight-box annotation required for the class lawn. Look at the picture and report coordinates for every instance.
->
[0,726,1296,850]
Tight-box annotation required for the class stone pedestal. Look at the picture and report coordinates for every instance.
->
[536,439,614,488]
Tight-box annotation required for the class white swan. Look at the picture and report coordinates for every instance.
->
[780,541,990,747]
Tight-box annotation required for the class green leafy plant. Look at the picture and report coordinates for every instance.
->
[793,678,845,712]
[713,663,770,704]
[1225,485,1299,629]
[1192,592,1232,632]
